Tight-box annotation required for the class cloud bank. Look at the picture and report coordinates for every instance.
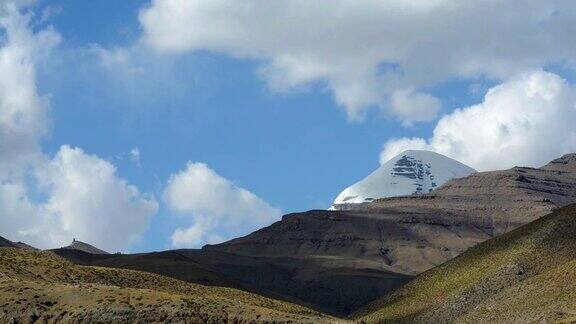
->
[139,0,576,122]
[381,70,576,171]
[164,162,281,247]
[0,4,157,251]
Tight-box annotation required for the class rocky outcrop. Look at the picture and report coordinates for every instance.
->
[60,239,110,255]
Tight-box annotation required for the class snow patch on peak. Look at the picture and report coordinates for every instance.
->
[331,150,475,209]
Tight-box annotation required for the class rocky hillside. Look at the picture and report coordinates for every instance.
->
[355,203,576,323]
[0,248,338,323]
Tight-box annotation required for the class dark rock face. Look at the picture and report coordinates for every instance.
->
[332,150,475,207]
[392,155,437,193]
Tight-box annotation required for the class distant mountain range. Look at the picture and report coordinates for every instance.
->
[0,236,106,254]
[46,152,576,316]
[2,151,576,321]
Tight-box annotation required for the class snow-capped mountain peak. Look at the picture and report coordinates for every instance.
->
[331,150,476,209]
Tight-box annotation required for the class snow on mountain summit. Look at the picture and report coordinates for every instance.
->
[331,150,476,209]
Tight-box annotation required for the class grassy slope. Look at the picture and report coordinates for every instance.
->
[0,248,342,323]
[355,204,576,323]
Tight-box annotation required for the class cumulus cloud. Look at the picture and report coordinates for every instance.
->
[381,70,576,171]
[0,5,158,251]
[0,146,158,251]
[139,0,576,122]
[164,162,281,247]
[390,89,442,126]
[36,146,158,251]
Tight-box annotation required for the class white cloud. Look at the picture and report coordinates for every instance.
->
[0,181,41,243]
[390,89,442,126]
[0,146,158,252]
[0,3,59,179]
[379,138,429,164]
[0,5,158,251]
[164,162,281,248]
[139,0,576,122]
[36,146,158,251]
[0,3,54,246]
[381,70,576,171]
[171,217,223,248]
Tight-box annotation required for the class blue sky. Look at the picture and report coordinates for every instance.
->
[2,0,576,252]
[39,1,441,250]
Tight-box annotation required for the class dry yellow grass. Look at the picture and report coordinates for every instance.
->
[0,248,344,323]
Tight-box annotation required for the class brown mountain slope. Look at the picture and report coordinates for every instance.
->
[52,248,246,289]
[355,203,576,323]
[52,245,410,316]
[0,248,340,323]
[213,154,576,276]
[0,235,37,251]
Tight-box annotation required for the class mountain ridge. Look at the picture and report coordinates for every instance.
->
[0,235,37,251]
[60,239,110,255]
